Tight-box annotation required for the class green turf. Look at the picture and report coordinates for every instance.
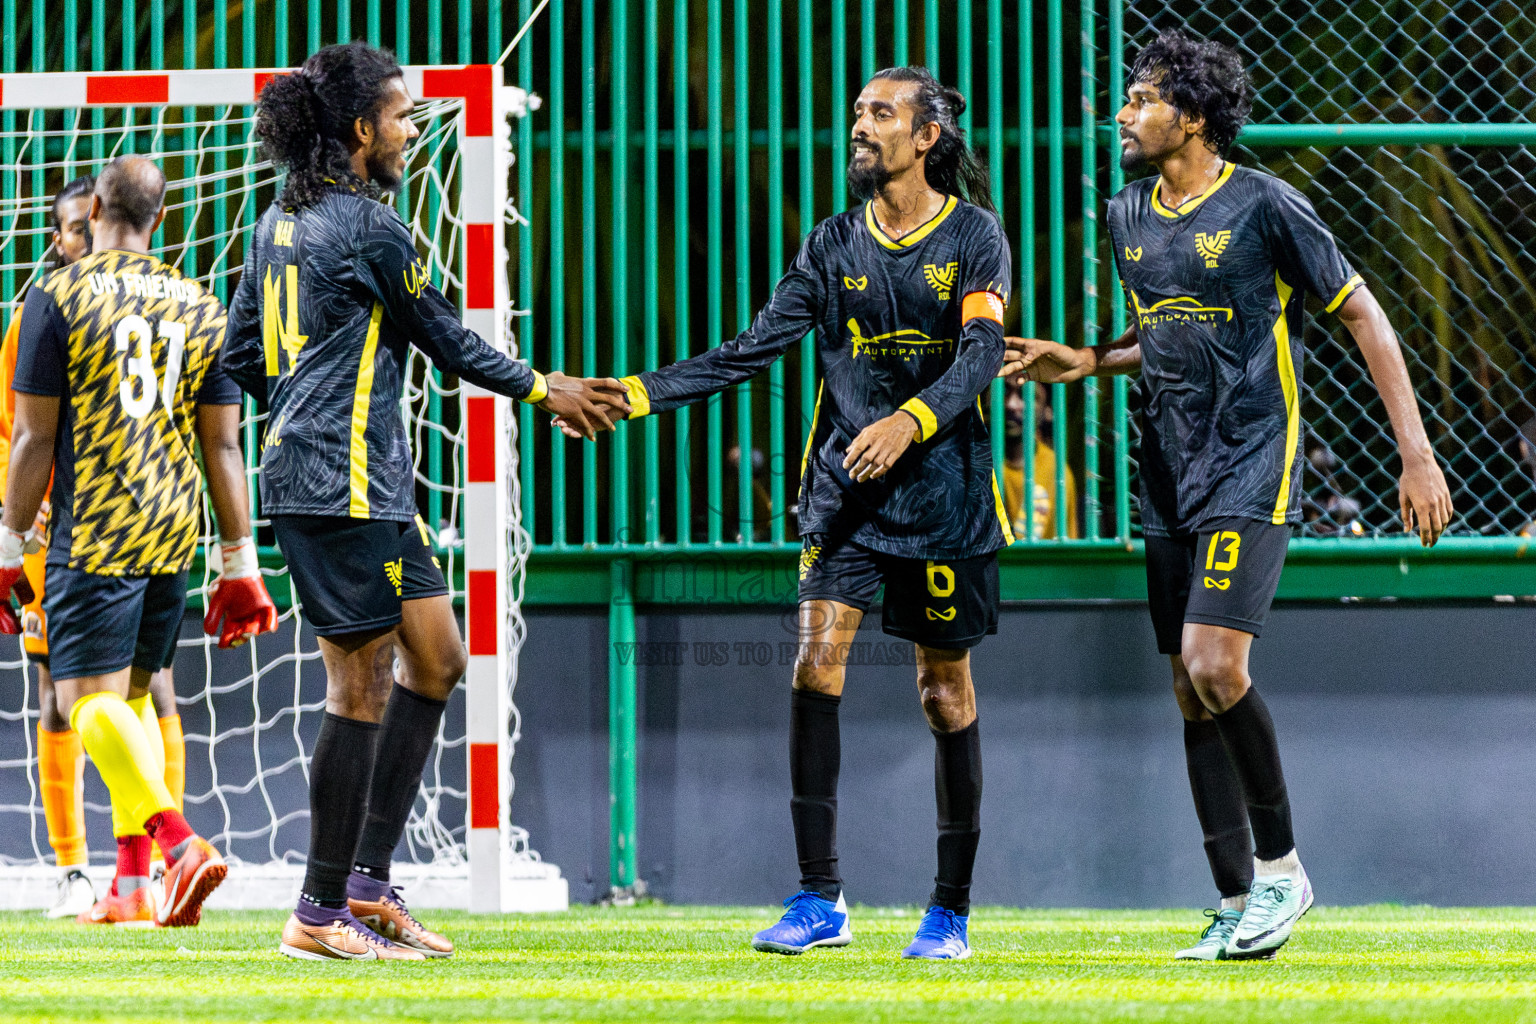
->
[3,905,1536,1022]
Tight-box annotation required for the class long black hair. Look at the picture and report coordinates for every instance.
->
[869,66,995,215]
[255,42,404,210]
[1128,30,1252,157]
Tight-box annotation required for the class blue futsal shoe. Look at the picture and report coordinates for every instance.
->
[901,905,971,960]
[750,890,852,954]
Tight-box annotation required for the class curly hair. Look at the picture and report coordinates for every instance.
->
[868,66,996,215]
[1128,30,1252,157]
[255,42,404,210]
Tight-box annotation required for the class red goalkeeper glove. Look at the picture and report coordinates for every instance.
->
[0,524,26,635]
[202,537,278,648]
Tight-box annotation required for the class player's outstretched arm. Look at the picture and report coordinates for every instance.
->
[539,372,633,440]
[196,402,278,647]
[1333,287,1453,546]
[1000,327,1140,384]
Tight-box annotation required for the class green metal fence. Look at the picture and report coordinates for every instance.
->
[509,0,1536,608]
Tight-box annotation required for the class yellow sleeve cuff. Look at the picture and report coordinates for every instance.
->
[521,369,549,405]
[620,375,651,419]
[1323,274,1366,314]
[899,398,938,442]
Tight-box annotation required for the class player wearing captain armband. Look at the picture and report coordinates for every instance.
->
[221,43,628,962]
[0,156,279,929]
[583,68,1011,962]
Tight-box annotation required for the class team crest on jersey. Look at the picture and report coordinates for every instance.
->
[1124,245,1143,262]
[1194,230,1231,269]
[843,275,867,291]
[846,319,956,362]
[384,558,405,595]
[922,261,959,300]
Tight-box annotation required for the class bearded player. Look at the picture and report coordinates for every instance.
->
[222,43,628,961]
[600,67,1011,961]
[1005,30,1452,959]
[0,156,279,928]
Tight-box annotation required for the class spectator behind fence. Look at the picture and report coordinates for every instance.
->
[1518,417,1536,538]
[1302,443,1365,536]
[1003,382,1079,540]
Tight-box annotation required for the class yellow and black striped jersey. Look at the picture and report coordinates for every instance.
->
[12,249,241,575]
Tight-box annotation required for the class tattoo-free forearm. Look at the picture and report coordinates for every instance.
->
[1091,327,1141,376]
[196,404,254,541]
[1335,290,1434,465]
[1,394,57,534]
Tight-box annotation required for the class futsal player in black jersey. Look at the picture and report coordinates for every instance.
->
[1006,31,1452,960]
[606,68,1012,960]
[221,43,629,961]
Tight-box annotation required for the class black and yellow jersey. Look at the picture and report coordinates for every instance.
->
[12,249,240,574]
[1107,164,1364,536]
[626,196,1013,560]
[221,188,545,523]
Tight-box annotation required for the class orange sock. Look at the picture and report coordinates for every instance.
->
[160,714,185,812]
[37,726,87,869]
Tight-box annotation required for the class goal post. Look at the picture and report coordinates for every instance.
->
[0,65,564,913]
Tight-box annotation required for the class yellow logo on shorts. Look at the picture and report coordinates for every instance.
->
[799,545,821,581]
[385,558,404,596]
[926,606,957,621]
[1203,577,1232,590]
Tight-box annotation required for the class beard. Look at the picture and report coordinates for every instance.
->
[1119,139,1150,174]
[846,148,892,201]
[367,147,406,192]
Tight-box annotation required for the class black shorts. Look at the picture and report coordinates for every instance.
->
[1145,517,1291,655]
[43,567,189,681]
[798,535,999,650]
[272,514,449,637]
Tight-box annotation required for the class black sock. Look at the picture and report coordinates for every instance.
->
[301,712,379,908]
[1184,717,1253,898]
[352,685,449,883]
[790,688,841,901]
[931,719,982,916]
[1211,688,1295,862]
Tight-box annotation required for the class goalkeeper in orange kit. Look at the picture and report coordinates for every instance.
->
[0,175,186,919]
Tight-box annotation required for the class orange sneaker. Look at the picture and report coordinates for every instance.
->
[76,887,155,928]
[156,837,227,928]
[349,887,454,958]
[279,910,427,961]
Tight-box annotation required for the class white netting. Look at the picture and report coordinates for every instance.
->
[0,96,520,892]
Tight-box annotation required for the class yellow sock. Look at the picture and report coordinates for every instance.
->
[70,692,174,831]
[128,696,171,860]
[37,726,87,869]
[159,714,185,812]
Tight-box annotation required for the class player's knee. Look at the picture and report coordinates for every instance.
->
[1170,669,1210,720]
[916,664,973,730]
[792,646,844,694]
[438,641,468,688]
[1183,647,1249,710]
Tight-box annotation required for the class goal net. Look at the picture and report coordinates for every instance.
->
[0,67,562,911]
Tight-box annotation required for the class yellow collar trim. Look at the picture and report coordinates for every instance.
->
[1151,161,1235,219]
[864,195,958,250]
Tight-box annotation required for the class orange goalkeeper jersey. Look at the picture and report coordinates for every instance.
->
[0,301,20,496]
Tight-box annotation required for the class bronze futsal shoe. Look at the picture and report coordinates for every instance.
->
[279,907,426,961]
[347,874,454,958]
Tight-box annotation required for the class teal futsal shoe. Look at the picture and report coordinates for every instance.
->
[750,891,852,954]
[1226,867,1314,960]
[1174,908,1248,961]
[901,905,971,960]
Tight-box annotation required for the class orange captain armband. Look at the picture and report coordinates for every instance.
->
[961,291,1006,325]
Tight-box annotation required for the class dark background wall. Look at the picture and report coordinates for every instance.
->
[511,601,1536,908]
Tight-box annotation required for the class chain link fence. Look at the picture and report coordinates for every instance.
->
[1116,3,1536,539]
